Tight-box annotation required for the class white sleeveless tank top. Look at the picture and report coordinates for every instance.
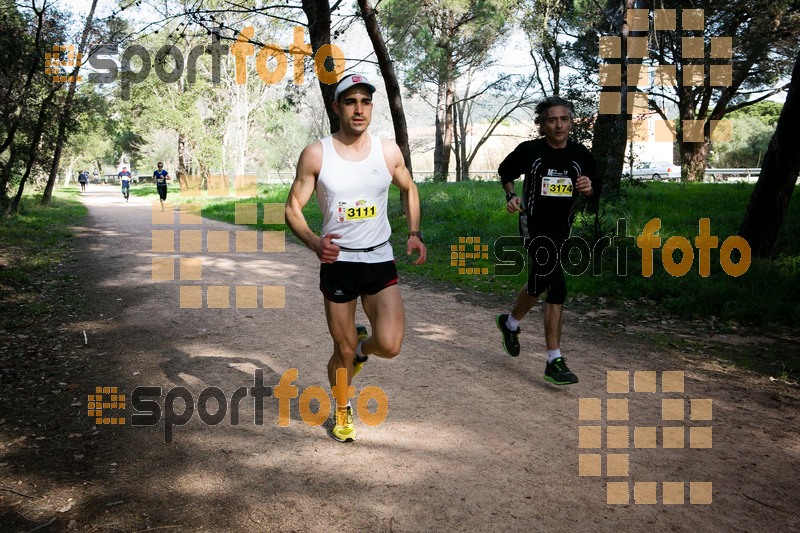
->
[317,134,394,263]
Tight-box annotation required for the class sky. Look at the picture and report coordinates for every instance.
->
[58,0,787,106]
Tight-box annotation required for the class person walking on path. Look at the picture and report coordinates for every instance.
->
[78,170,88,192]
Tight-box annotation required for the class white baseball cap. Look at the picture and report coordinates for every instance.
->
[334,73,377,101]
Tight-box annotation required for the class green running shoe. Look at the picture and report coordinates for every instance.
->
[544,357,579,385]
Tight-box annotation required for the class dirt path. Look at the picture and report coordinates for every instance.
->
[2,185,799,532]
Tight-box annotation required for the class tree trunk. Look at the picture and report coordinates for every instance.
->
[454,144,462,182]
[589,0,634,199]
[236,83,247,177]
[739,51,800,258]
[41,0,99,205]
[0,2,46,158]
[178,132,190,188]
[679,139,708,182]
[302,0,338,134]
[460,149,469,182]
[433,76,454,181]
[454,96,469,182]
[591,112,627,197]
[42,113,69,204]
[433,79,448,181]
[357,0,413,174]
[445,79,454,177]
[0,143,18,212]
[63,157,76,187]
[452,93,463,181]
[9,94,53,214]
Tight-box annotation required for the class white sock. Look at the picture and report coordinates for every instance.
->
[547,349,562,363]
[506,315,520,331]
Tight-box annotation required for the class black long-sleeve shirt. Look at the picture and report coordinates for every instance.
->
[498,138,601,243]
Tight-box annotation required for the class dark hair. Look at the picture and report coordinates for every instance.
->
[534,96,576,135]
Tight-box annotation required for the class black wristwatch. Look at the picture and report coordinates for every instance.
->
[505,191,518,202]
[408,231,423,242]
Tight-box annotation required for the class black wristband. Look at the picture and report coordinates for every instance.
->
[505,191,517,202]
[408,231,423,242]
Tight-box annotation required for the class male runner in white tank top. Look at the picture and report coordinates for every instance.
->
[286,73,427,442]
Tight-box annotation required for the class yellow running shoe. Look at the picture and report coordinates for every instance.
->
[352,324,369,378]
[332,406,357,442]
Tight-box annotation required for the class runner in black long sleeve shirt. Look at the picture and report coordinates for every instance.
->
[499,138,600,243]
[495,96,602,385]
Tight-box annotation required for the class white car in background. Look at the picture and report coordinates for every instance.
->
[629,161,681,181]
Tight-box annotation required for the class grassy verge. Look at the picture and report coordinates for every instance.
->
[574,181,800,326]
[0,190,87,328]
[130,183,180,198]
[182,180,799,331]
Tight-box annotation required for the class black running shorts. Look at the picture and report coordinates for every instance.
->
[526,236,567,304]
[320,260,398,303]
[157,185,167,200]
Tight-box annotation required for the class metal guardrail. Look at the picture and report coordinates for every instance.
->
[703,168,761,183]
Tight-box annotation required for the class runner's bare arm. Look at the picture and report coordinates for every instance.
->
[285,142,341,263]
[383,140,426,265]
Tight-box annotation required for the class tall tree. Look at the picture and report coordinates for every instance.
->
[739,50,800,257]
[522,0,570,97]
[590,0,637,198]
[565,0,646,197]
[0,0,67,210]
[380,0,513,180]
[357,0,413,173]
[116,26,216,187]
[301,0,339,133]
[452,73,537,181]
[0,0,47,156]
[566,0,799,187]
[183,0,343,134]
[9,92,56,213]
[41,0,99,205]
[645,0,799,182]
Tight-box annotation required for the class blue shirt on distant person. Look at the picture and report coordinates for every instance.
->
[119,168,131,186]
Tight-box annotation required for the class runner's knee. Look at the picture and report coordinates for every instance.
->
[333,337,357,362]
[373,331,403,358]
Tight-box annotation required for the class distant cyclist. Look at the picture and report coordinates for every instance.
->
[119,166,132,202]
[153,162,170,211]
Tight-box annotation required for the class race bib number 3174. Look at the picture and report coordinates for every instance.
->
[541,177,573,197]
